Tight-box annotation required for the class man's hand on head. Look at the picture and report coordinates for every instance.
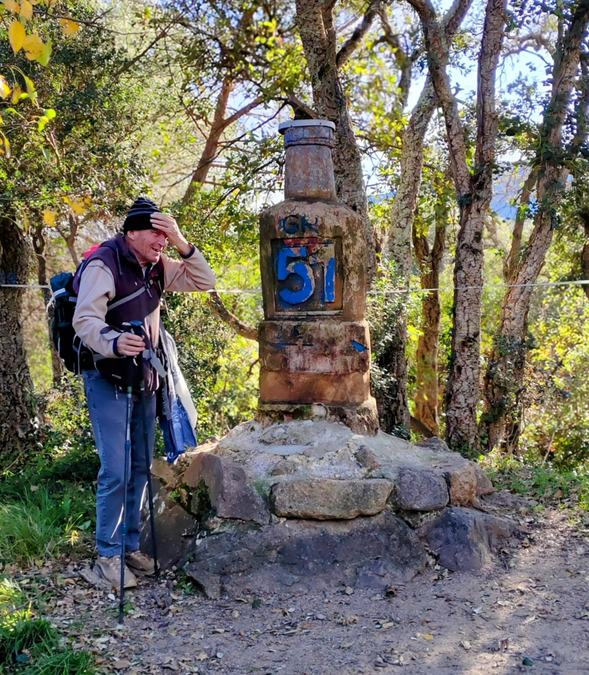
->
[116,332,146,357]
[150,213,191,256]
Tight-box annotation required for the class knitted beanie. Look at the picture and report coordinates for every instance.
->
[123,197,161,232]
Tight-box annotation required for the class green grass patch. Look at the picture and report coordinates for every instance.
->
[0,577,95,674]
[483,453,589,510]
[0,487,93,567]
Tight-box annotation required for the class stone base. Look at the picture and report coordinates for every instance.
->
[148,419,520,595]
[184,511,428,598]
[257,399,379,435]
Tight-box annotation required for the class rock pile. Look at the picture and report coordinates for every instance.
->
[144,420,517,598]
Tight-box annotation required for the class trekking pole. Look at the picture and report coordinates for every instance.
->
[118,339,136,624]
[128,321,160,580]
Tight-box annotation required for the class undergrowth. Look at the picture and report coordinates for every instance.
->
[0,577,95,674]
[0,380,98,568]
[482,453,589,511]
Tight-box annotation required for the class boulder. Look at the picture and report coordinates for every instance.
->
[420,506,518,571]
[183,452,270,525]
[417,437,450,452]
[140,480,197,569]
[394,467,449,511]
[474,464,495,496]
[443,462,478,506]
[184,510,427,597]
[270,478,393,520]
[354,445,381,470]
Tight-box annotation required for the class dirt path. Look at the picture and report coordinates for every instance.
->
[44,502,589,674]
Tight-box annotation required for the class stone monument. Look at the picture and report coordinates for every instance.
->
[142,121,518,599]
[258,119,379,434]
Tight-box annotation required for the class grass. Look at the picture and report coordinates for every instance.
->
[0,578,95,674]
[0,487,93,567]
[483,453,589,511]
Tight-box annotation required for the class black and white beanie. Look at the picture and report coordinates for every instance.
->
[123,197,161,232]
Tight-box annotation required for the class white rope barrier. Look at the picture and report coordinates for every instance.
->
[1,279,588,294]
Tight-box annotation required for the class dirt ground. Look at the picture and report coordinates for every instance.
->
[38,498,589,675]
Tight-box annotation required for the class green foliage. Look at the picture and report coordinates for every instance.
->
[37,378,98,482]
[0,578,95,674]
[0,486,92,566]
[484,453,589,511]
[0,378,97,568]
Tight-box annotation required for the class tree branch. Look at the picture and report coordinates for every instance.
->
[336,0,383,68]
[207,291,258,341]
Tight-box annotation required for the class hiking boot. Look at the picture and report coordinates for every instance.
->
[125,551,156,576]
[95,555,137,590]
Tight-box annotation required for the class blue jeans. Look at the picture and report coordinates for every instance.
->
[83,370,156,557]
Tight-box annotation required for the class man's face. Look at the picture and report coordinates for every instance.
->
[126,228,168,265]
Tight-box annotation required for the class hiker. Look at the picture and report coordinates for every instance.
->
[72,197,216,589]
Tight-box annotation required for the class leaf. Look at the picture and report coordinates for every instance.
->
[0,76,11,99]
[23,74,37,103]
[22,33,44,61]
[63,196,88,215]
[59,18,80,36]
[42,209,56,227]
[10,84,24,103]
[8,20,26,53]
[19,0,32,20]
[0,131,11,158]
[2,0,21,14]
[37,38,51,66]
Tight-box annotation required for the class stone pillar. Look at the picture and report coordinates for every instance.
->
[258,120,378,434]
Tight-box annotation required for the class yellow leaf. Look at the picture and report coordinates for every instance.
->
[36,38,51,66]
[22,33,44,60]
[8,20,26,53]
[43,209,56,227]
[11,84,23,103]
[59,18,80,36]
[0,131,12,158]
[63,196,87,216]
[19,0,33,20]
[0,76,11,99]
[2,0,21,14]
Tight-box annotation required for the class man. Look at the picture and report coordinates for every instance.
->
[73,197,216,589]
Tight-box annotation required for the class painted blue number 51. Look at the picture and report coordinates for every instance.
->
[277,246,336,305]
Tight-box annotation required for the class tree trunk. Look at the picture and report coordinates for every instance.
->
[379,84,436,434]
[32,225,63,384]
[378,0,471,433]
[409,0,507,453]
[0,215,36,465]
[413,194,448,435]
[182,77,234,206]
[295,0,376,282]
[582,218,589,301]
[482,0,589,452]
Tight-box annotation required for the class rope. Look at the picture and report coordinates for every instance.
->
[1,279,588,294]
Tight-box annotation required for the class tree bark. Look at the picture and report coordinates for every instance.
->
[295,0,376,281]
[408,0,507,453]
[32,225,63,384]
[379,0,472,433]
[413,193,448,435]
[0,215,36,465]
[582,216,589,301]
[482,0,589,452]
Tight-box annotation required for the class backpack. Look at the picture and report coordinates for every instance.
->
[49,238,165,380]
[49,266,94,374]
